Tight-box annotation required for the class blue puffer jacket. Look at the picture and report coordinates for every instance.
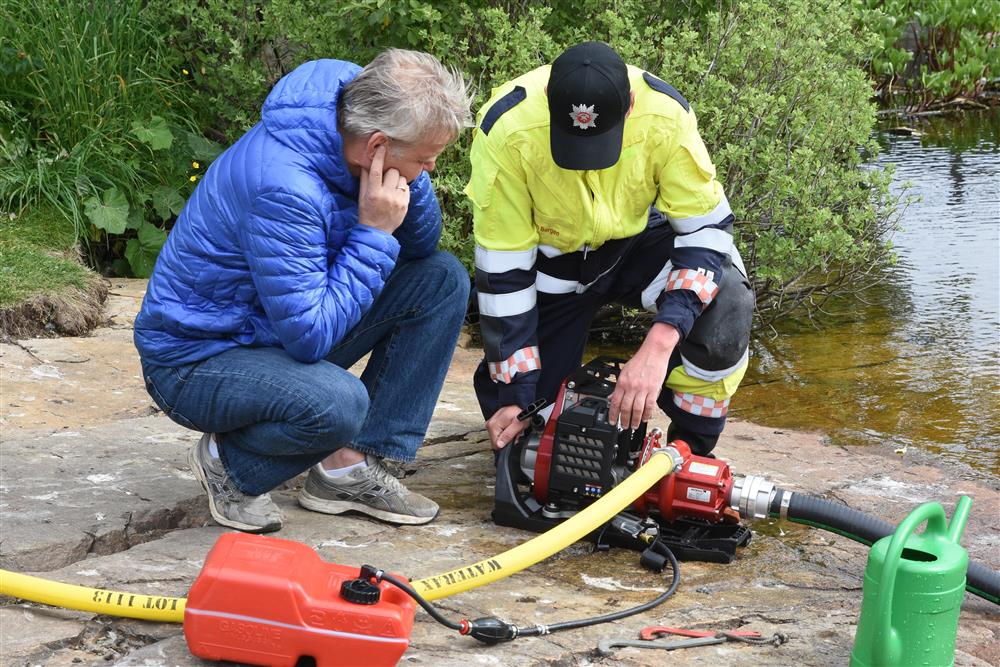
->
[134,59,442,367]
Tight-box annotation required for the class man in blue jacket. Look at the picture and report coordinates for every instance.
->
[134,50,471,532]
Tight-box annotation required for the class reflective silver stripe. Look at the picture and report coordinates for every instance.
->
[538,244,565,258]
[641,261,674,312]
[475,246,536,273]
[537,255,621,296]
[478,286,536,317]
[578,256,622,293]
[536,271,579,294]
[729,246,748,278]
[185,607,408,644]
[674,227,733,254]
[667,193,732,233]
[680,348,749,382]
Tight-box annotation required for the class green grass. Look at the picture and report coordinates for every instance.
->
[0,207,98,307]
[1,0,197,272]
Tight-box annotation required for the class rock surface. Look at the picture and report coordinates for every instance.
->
[2,279,998,666]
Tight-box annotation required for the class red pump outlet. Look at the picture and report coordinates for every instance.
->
[635,437,736,523]
[184,533,415,667]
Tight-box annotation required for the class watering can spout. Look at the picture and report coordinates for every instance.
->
[946,496,972,544]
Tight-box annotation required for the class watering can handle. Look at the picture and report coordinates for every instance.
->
[873,502,948,667]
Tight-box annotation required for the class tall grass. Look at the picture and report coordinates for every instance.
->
[0,0,195,259]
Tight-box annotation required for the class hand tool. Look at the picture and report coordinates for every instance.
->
[639,625,760,640]
[598,635,727,655]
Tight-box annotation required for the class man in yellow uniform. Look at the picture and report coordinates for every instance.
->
[467,41,754,456]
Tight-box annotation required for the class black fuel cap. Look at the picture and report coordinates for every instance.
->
[340,578,381,605]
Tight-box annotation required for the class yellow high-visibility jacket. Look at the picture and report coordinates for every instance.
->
[467,64,744,408]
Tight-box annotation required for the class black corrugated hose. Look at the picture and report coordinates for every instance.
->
[769,490,1000,605]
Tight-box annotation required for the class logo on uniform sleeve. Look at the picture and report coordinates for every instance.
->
[569,104,598,130]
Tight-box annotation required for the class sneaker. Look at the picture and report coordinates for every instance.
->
[298,456,439,525]
[188,433,283,533]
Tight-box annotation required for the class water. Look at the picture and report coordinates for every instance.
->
[735,110,1000,478]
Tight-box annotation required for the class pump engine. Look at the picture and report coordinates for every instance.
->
[493,357,768,562]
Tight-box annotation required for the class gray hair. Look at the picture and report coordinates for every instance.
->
[339,49,472,145]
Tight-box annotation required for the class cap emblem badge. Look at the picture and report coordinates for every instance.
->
[569,104,598,130]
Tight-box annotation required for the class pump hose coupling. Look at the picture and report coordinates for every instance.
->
[730,475,778,520]
[659,445,688,474]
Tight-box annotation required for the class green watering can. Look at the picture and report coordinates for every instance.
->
[850,496,973,667]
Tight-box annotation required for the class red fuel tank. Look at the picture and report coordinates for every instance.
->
[184,533,415,667]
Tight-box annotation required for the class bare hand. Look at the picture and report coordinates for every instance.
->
[359,145,410,233]
[485,404,529,451]
[609,323,679,430]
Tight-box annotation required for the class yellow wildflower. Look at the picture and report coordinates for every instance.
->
[189,175,198,182]
[182,68,189,75]
[192,161,200,169]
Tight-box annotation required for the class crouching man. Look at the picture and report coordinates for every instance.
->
[135,50,472,532]
[467,42,754,456]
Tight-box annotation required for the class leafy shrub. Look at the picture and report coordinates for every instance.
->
[145,0,283,142]
[0,0,222,276]
[863,0,1000,108]
[267,1,563,266]
[653,0,901,320]
[4,0,898,324]
[255,0,896,321]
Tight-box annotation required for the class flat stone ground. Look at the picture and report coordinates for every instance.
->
[1,279,998,667]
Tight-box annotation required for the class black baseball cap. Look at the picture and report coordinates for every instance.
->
[547,42,630,170]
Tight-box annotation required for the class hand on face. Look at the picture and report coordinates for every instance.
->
[358,145,410,234]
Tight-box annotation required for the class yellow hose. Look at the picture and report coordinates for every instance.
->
[411,451,673,600]
[0,451,674,615]
[0,569,185,622]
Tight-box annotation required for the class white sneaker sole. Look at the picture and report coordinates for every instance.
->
[188,446,282,534]
[298,491,438,525]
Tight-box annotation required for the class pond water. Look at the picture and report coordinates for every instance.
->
[734,110,999,477]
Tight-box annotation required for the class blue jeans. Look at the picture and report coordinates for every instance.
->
[141,251,469,495]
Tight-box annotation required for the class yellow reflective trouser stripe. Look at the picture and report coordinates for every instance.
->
[665,360,747,403]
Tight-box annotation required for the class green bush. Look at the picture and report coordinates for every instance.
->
[655,0,900,320]
[428,0,898,317]
[863,0,1000,107]
[0,0,223,277]
[234,0,894,321]
[145,0,282,142]
[267,1,564,266]
[3,0,899,325]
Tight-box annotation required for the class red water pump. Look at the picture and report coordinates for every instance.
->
[527,358,737,523]
[494,357,761,561]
